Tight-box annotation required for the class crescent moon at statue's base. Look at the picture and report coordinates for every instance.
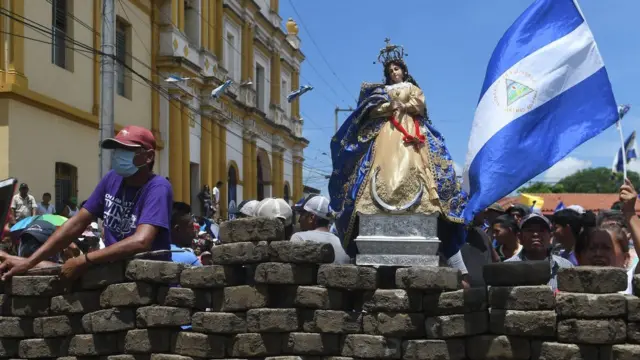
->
[370,167,423,213]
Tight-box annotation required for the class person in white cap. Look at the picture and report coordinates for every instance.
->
[255,198,294,239]
[234,200,260,218]
[291,195,350,264]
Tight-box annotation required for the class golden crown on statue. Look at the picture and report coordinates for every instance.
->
[375,38,407,66]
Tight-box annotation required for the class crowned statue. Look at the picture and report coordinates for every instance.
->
[329,39,468,266]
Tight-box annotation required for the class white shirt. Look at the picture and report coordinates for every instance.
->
[212,187,220,203]
[37,203,56,215]
[622,262,637,295]
[290,230,351,264]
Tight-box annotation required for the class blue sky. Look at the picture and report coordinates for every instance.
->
[277,0,640,194]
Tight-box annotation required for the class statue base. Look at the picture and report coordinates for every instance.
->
[354,213,440,267]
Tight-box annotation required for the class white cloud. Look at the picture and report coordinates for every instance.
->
[544,157,592,181]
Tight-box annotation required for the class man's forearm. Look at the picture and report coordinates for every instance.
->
[86,231,153,265]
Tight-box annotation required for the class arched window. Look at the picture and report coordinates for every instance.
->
[55,162,77,214]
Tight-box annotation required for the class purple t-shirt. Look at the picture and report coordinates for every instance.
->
[84,170,173,259]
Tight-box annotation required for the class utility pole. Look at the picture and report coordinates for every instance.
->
[99,0,116,180]
[334,106,354,133]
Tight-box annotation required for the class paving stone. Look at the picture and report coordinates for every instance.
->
[0,316,34,337]
[294,286,344,310]
[531,342,598,360]
[423,288,487,316]
[425,311,488,339]
[628,322,640,344]
[268,240,335,263]
[483,261,550,286]
[100,282,155,308]
[80,262,126,289]
[9,296,50,316]
[281,332,340,356]
[627,295,640,322]
[51,291,102,314]
[402,339,466,360]
[395,267,460,291]
[125,260,184,284]
[157,287,210,309]
[489,310,556,337]
[150,355,196,360]
[211,285,268,311]
[360,289,421,313]
[229,333,282,357]
[81,308,135,333]
[67,333,125,356]
[191,312,247,334]
[466,335,530,360]
[211,241,270,264]
[0,294,6,315]
[557,318,626,344]
[246,308,299,332]
[609,344,640,360]
[170,331,227,358]
[556,292,627,318]
[8,275,62,296]
[18,338,65,358]
[33,315,82,337]
[219,217,285,244]
[104,355,150,360]
[317,265,378,290]
[254,262,316,285]
[558,266,627,293]
[179,265,243,288]
[341,334,401,359]
[488,286,555,310]
[362,312,425,337]
[302,310,362,334]
[136,306,191,327]
[0,339,18,357]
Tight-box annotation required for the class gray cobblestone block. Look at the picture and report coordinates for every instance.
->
[171,332,227,358]
[136,306,191,327]
[402,339,466,360]
[423,288,487,316]
[219,217,285,244]
[0,294,6,315]
[100,282,155,308]
[282,332,340,356]
[104,355,150,360]
[628,322,640,344]
[488,286,555,310]
[9,296,50,316]
[246,308,299,332]
[0,339,18,358]
[157,287,210,309]
[301,310,362,334]
[483,261,550,286]
[254,263,316,285]
[557,318,626,344]
[229,333,282,357]
[211,241,270,264]
[150,355,197,360]
[51,291,102,314]
[211,285,268,312]
[294,286,344,310]
[8,275,62,296]
[269,240,335,264]
[635,275,640,296]
[317,265,378,290]
[362,312,425,337]
[395,267,460,292]
[627,295,640,322]
[609,344,640,360]
[489,310,556,337]
[341,334,401,359]
[34,315,82,338]
[179,265,243,288]
[67,333,125,356]
[425,311,488,339]
[18,338,65,358]
[531,342,598,360]
[558,266,627,293]
[125,260,184,284]
[82,308,136,333]
[361,289,421,313]
[466,335,530,360]
[80,262,125,289]
[191,312,247,334]
[556,292,627,318]
[124,329,173,354]
[0,316,34,337]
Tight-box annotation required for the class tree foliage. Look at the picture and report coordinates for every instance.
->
[518,167,639,194]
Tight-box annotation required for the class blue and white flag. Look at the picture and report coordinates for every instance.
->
[211,80,233,99]
[612,130,638,173]
[287,85,314,103]
[554,201,565,213]
[618,104,631,120]
[461,0,618,223]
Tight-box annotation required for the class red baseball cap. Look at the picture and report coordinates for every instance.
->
[101,126,156,150]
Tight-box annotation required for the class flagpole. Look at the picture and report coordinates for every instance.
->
[616,118,627,180]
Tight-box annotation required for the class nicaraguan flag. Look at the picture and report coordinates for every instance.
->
[461,0,618,223]
[612,131,638,173]
[554,201,565,212]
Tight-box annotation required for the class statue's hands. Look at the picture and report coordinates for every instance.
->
[390,101,405,112]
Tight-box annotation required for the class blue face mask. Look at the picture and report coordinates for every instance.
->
[112,148,143,177]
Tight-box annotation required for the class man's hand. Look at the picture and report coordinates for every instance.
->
[0,252,34,281]
[59,255,90,289]
[620,178,638,215]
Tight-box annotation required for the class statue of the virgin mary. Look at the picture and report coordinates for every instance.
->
[329,39,469,261]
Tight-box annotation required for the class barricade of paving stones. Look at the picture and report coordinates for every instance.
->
[0,217,640,360]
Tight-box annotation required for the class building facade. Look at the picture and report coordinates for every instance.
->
[0,0,308,217]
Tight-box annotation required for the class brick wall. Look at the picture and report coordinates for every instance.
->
[0,217,639,360]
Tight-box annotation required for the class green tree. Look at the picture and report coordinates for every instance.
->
[518,182,565,194]
[517,167,639,194]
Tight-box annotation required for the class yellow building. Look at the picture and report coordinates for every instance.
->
[0,0,308,217]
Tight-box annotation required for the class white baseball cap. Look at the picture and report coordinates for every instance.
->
[255,198,293,226]
[302,195,332,220]
[566,205,586,214]
[236,200,260,217]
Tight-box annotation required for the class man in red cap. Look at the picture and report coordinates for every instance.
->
[0,126,173,282]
